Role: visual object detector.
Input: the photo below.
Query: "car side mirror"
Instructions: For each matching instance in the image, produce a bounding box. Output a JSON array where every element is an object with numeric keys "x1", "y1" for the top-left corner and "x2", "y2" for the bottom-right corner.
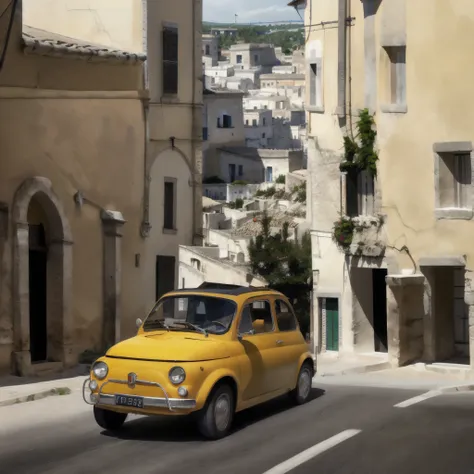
[{"x1": 136, "y1": 318, "x2": 143, "y2": 329}]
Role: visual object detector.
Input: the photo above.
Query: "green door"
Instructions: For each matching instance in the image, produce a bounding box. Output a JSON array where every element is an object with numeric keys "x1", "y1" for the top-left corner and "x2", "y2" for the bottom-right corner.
[{"x1": 325, "y1": 298, "x2": 339, "y2": 351}]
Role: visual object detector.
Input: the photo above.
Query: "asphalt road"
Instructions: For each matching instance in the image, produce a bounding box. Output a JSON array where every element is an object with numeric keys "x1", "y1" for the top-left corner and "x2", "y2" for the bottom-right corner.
[{"x1": 1, "y1": 383, "x2": 474, "y2": 474}]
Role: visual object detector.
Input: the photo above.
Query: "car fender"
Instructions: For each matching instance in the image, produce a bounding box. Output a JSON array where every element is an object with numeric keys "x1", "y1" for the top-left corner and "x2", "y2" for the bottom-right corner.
[
  {"x1": 194, "y1": 368, "x2": 240, "y2": 410},
  {"x1": 293, "y1": 351, "x2": 315, "y2": 388}
]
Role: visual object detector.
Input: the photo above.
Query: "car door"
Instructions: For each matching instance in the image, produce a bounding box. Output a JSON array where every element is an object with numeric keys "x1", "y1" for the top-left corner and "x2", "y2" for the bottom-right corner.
[
  {"x1": 273, "y1": 298, "x2": 305, "y2": 390},
  {"x1": 237, "y1": 297, "x2": 283, "y2": 401}
]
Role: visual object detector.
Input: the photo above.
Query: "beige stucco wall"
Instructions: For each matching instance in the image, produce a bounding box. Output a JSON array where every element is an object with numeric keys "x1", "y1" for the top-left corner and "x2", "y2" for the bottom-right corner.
[
  {"x1": 305, "y1": 0, "x2": 369, "y2": 354},
  {"x1": 22, "y1": 0, "x2": 144, "y2": 53},
  {"x1": 308, "y1": 0, "x2": 474, "y2": 360},
  {"x1": 0, "y1": 90, "x2": 146, "y2": 373},
  {"x1": 377, "y1": 0, "x2": 474, "y2": 271},
  {"x1": 0, "y1": 0, "x2": 203, "y2": 374}
]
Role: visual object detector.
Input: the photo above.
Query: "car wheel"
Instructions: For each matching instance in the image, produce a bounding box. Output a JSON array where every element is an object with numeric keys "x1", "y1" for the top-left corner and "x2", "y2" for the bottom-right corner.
[
  {"x1": 93, "y1": 406, "x2": 128, "y2": 431},
  {"x1": 197, "y1": 383, "x2": 235, "y2": 440},
  {"x1": 290, "y1": 362, "x2": 313, "y2": 405}
]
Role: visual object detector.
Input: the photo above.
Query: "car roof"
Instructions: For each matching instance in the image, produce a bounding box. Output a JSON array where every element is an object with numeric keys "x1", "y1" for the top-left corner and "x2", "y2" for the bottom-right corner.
[{"x1": 166, "y1": 283, "x2": 282, "y2": 297}]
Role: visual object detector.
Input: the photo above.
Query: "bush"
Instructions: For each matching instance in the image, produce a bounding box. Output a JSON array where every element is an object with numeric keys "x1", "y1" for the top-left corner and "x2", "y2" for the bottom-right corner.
[
  {"x1": 234, "y1": 198, "x2": 244, "y2": 209},
  {"x1": 275, "y1": 174, "x2": 286, "y2": 184},
  {"x1": 231, "y1": 180, "x2": 247, "y2": 185},
  {"x1": 292, "y1": 183, "x2": 306, "y2": 203}
]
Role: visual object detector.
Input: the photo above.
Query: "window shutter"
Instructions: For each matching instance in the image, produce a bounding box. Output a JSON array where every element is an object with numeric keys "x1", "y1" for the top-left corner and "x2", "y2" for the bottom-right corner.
[{"x1": 162, "y1": 27, "x2": 178, "y2": 95}]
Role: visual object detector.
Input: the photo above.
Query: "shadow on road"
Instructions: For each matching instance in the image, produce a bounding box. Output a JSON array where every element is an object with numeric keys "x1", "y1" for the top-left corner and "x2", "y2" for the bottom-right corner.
[{"x1": 101, "y1": 387, "x2": 325, "y2": 442}]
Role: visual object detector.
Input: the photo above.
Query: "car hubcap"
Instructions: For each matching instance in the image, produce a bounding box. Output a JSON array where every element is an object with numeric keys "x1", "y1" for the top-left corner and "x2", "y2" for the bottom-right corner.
[
  {"x1": 214, "y1": 393, "x2": 231, "y2": 432},
  {"x1": 298, "y1": 369, "x2": 311, "y2": 399}
]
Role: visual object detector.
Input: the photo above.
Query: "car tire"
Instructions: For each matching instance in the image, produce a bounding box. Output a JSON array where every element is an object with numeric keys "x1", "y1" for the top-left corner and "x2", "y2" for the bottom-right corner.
[
  {"x1": 196, "y1": 383, "x2": 235, "y2": 440},
  {"x1": 290, "y1": 362, "x2": 313, "y2": 405},
  {"x1": 93, "y1": 407, "x2": 128, "y2": 431}
]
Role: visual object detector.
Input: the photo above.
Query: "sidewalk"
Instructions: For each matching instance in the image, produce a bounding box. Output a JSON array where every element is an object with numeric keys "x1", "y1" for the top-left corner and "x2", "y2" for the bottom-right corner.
[
  {"x1": 315, "y1": 351, "x2": 391, "y2": 376},
  {"x1": 314, "y1": 351, "x2": 474, "y2": 391},
  {"x1": 0, "y1": 369, "x2": 87, "y2": 407}
]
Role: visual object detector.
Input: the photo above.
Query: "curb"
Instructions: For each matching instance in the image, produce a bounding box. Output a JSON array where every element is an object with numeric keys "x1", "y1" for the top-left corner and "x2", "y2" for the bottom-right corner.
[
  {"x1": 317, "y1": 361, "x2": 392, "y2": 377},
  {"x1": 437, "y1": 383, "x2": 474, "y2": 394},
  {"x1": 0, "y1": 386, "x2": 72, "y2": 408}
]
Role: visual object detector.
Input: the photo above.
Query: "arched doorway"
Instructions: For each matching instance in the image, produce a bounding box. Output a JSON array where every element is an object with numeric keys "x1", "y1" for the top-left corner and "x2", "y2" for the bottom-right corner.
[
  {"x1": 27, "y1": 198, "x2": 48, "y2": 362},
  {"x1": 12, "y1": 177, "x2": 73, "y2": 376}
]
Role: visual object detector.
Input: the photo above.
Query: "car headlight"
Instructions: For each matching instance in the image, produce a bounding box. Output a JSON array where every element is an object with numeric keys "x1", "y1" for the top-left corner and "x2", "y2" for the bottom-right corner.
[
  {"x1": 92, "y1": 361, "x2": 108, "y2": 380},
  {"x1": 169, "y1": 366, "x2": 186, "y2": 385}
]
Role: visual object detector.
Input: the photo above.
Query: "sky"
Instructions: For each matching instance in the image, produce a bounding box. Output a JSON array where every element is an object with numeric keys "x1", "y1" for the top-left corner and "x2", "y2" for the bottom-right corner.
[{"x1": 203, "y1": 0, "x2": 302, "y2": 24}]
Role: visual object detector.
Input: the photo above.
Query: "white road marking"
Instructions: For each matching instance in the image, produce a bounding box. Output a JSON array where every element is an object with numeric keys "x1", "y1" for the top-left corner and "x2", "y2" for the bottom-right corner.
[
  {"x1": 394, "y1": 389, "x2": 443, "y2": 408},
  {"x1": 262, "y1": 429, "x2": 362, "y2": 474}
]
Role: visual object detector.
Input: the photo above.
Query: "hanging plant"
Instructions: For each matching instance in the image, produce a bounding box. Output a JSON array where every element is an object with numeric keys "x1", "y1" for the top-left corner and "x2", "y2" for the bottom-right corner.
[
  {"x1": 339, "y1": 109, "x2": 379, "y2": 177},
  {"x1": 332, "y1": 215, "x2": 355, "y2": 251}
]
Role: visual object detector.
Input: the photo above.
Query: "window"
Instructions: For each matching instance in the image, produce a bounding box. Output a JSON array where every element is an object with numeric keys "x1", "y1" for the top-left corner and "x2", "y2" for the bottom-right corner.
[
  {"x1": 238, "y1": 165, "x2": 243, "y2": 176},
  {"x1": 144, "y1": 295, "x2": 237, "y2": 335},
  {"x1": 205, "y1": 44, "x2": 210, "y2": 55},
  {"x1": 275, "y1": 300, "x2": 298, "y2": 332},
  {"x1": 163, "y1": 179, "x2": 176, "y2": 230},
  {"x1": 254, "y1": 54, "x2": 259, "y2": 63},
  {"x1": 252, "y1": 119, "x2": 257, "y2": 127},
  {"x1": 345, "y1": 170, "x2": 374, "y2": 217},
  {"x1": 222, "y1": 114, "x2": 232, "y2": 128},
  {"x1": 386, "y1": 46, "x2": 406, "y2": 105},
  {"x1": 162, "y1": 26, "x2": 178, "y2": 95},
  {"x1": 438, "y1": 153, "x2": 471, "y2": 209},
  {"x1": 309, "y1": 62, "x2": 322, "y2": 107},
  {"x1": 262, "y1": 133, "x2": 266, "y2": 138},
  {"x1": 238, "y1": 300, "x2": 274, "y2": 335},
  {"x1": 245, "y1": 119, "x2": 249, "y2": 125},
  {"x1": 263, "y1": 117, "x2": 266, "y2": 126},
  {"x1": 236, "y1": 54, "x2": 242, "y2": 64}
]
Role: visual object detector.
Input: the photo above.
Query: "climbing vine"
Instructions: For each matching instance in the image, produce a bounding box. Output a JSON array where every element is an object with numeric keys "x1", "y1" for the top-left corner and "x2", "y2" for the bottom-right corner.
[{"x1": 339, "y1": 108, "x2": 379, "y2": 176}]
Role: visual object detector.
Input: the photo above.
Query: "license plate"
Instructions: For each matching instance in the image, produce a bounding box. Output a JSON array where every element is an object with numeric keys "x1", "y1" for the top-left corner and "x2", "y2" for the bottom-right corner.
[{"x1": 114, "y1": 395, "x2": 144, "y2": 409}]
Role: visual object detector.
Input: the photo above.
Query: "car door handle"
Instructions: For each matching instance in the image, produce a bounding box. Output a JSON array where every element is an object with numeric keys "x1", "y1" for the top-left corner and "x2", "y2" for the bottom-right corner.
[{"x1": 276, "y1": 340, "x2": 284, "y2": 345}]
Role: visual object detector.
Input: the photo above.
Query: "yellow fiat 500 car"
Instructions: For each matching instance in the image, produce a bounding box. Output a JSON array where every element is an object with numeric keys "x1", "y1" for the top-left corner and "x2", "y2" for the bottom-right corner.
[{"x1": 83, "y1": 285, "x2": 315, "y2": 439}]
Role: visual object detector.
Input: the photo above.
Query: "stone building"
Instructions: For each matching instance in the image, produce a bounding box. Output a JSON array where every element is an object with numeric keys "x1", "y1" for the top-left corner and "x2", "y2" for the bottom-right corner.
[
  {"x1": 293, "y1": 0, "x2": 474, "y2": 370},
  {"x1": 0, "y1": 0, "x2": 203, "y2": 376}
]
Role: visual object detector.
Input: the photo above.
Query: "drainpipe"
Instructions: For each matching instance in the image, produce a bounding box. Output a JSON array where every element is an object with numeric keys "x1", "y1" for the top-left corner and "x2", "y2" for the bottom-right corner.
[
  {"x1": 336, "y1": 0, "x2": 347, "y2": 118},
  {"x1": 191, "y1": 0, "x2": 204, "y2": 245},
  {"x1": 140, "y1": 0, "x2": 151, "y2": 238}
]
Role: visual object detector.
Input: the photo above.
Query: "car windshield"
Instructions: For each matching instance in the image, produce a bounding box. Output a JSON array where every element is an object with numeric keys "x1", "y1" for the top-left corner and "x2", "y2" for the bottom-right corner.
[{"x1": 143, "y1": 294, "x2": 237, "y2": 335}]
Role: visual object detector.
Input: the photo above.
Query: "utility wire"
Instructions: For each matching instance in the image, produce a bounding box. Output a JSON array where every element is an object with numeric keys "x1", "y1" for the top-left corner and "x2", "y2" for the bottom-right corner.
[
  {"x1": 0, "y1": 0, "x2": 18, "y2": 72},
  {"x1": 0, "y1": 0, "x2": 13, "y2": 21}
]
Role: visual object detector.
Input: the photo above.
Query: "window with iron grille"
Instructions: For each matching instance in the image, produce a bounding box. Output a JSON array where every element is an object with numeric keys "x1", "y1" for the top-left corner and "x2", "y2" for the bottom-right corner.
[{"x1": 163, "y1": 26, "x2": 178, "y2": 95}]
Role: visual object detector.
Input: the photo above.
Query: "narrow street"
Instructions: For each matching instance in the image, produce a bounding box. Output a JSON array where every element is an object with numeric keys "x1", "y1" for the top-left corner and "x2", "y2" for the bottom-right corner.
[{"x1": 2, "y1": 382, "x2": 474, "y2": 474}]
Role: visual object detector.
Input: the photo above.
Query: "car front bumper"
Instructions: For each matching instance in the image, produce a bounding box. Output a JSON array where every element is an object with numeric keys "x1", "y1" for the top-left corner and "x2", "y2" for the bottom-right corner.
[{"x1": 82, "y1": 377, "x2": 197, "y2": 412}]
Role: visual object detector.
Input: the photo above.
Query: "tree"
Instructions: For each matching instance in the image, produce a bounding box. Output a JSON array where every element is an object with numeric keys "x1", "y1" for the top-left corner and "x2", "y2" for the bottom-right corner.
[{"x1": 248, "y1": 212, "x2": 312, "y2": 336}]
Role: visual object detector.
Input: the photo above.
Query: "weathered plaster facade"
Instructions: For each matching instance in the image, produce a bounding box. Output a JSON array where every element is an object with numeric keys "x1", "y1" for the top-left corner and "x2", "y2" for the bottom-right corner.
[
  {"x1": 300, "y1": 0, "x2": 474, "y2": 369},
  {"x1": 0, "y1": 0, "x2": 203, "y2": 376}
]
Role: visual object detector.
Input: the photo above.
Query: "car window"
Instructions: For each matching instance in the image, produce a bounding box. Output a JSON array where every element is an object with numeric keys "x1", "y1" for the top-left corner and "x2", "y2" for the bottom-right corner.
[
  {"x1": 144, "y1": 295, "x2": 237, "y2": 335},
  {"x1": 238, "y1": 306, "x2": 254, "y2": 334},
  {"x1": 275, "y1": 299, "x2": 298, "y2": 332},
  {"x1": 240, "y1": 300, "x2": 274, "y2": 335}
]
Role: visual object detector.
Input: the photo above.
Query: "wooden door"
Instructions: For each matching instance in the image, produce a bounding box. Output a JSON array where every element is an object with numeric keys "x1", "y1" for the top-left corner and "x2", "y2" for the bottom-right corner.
[{"x1": 325, "y1": 298, "x2": 339, "y2": 351}]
